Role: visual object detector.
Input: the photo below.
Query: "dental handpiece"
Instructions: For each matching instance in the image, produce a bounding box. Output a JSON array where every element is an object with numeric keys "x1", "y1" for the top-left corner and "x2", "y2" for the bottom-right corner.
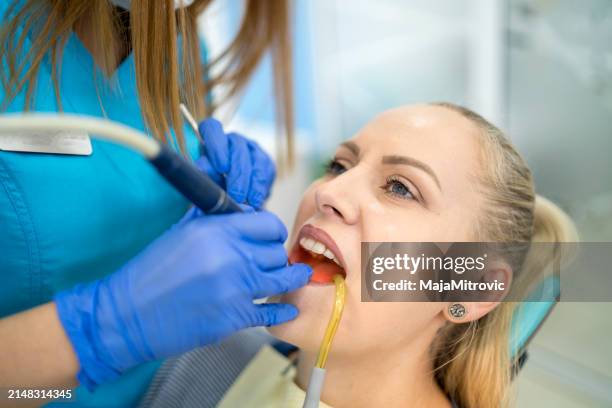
[
  {"x1": 303, "y1": 274, "x2": 346, "y2": 408},
  {"x1": 0, "y1": 113, "x2": 242, "y2": 214}
]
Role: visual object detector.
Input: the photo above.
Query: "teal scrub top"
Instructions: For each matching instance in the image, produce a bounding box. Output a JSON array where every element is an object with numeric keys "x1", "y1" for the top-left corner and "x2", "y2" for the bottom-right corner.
[{"x1": 0, "y1": 3, "x2": 202, "y2": 407}]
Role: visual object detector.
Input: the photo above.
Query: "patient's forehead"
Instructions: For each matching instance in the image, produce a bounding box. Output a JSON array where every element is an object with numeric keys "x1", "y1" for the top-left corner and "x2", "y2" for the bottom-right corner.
[
  {"x1": 349, "y1": 104, "x2": 481, "y2": 158},
  {"x1": 364, "y1": 104, "x2": 478, "y2": 139}
]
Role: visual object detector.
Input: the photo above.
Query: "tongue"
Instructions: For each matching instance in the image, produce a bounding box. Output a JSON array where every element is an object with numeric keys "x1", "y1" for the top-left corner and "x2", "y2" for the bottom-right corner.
[
  {"x1": 290, "y1": 249, "x2": 344, "y2": 284},
  {"x1": 310, "y1": 258, "x2": 343, "y2": 283}
]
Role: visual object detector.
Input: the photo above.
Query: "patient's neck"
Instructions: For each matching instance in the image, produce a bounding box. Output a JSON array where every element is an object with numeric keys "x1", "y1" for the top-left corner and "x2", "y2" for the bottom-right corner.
[{"x1": 294, "y1": 331, "x2": 450, "y2": 408}]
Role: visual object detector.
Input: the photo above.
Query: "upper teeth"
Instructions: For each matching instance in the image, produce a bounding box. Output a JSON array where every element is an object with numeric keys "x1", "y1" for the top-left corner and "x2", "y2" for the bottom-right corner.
[{"x1": 299, "y1": 237, "x2": 342, "y2": 267}]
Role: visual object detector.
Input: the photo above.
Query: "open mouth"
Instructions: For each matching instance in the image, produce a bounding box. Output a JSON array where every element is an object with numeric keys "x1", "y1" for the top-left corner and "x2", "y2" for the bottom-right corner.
[{"x1": 289, "y1": 224, "x2": 347, "y2": 284}]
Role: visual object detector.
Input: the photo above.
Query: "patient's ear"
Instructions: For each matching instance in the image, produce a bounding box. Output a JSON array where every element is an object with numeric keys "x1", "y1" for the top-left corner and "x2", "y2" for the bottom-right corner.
[{"x1": 442, "y1": 260, "x2": 512, "y2": 323}]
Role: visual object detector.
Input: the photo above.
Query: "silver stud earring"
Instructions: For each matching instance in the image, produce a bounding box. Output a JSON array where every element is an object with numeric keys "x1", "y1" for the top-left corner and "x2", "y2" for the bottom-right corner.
[{"x1": 448, "y1": 303, "x2": 466, "y2": 319}]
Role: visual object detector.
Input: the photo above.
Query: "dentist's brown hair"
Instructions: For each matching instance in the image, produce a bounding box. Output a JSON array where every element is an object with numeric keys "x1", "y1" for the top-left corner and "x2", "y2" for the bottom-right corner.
[
  {"x1": 0, "y1": 0, "x2": 294, "y2": 167},
  {"x1": 430, "y1": 102, "x2": 578, "y2": 408}
]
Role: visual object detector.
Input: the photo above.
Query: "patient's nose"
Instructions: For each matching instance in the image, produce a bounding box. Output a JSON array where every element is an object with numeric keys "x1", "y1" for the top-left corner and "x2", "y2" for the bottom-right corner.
[{"x1": 315, "y1": 176, "x2": 359, "y2": 224}]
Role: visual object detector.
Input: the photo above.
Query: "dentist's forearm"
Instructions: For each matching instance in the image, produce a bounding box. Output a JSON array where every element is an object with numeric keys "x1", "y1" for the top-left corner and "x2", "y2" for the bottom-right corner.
[{"x1": 0, "y1": 303, "x2": 79, "y2": 389}]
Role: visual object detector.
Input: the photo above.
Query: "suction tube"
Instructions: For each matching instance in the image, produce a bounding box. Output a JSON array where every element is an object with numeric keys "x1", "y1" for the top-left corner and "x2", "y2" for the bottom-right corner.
[
  {"x1": 303, "y1": 274, "x2": 346, "y2": 408},
  {"x1": 0, "y1": 113, "x2": 242, "y2": 214}
]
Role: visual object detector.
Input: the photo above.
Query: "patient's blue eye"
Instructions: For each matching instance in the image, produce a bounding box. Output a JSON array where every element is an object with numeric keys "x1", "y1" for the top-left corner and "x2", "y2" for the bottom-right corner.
[
  {"x1": 382, "y1": 177, "x2": 415, "y2": 200},
  {"x1": 325, "y1": 159, "x2": 347, "y2": 175}
]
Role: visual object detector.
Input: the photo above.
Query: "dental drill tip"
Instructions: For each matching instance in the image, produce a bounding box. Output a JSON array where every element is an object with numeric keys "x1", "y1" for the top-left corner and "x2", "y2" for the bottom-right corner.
[{"x1": 179, "y1": 103, "x2": 204, "y2": 146}]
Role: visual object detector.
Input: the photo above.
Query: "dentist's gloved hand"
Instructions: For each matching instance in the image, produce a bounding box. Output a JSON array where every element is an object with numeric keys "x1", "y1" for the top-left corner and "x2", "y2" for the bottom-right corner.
[
  {"x1": 196, "y1": 118, "x2": 275, "y2": 209},
  {"x1": 54, "y1": 210, "x2": 311, "y2": 390}
]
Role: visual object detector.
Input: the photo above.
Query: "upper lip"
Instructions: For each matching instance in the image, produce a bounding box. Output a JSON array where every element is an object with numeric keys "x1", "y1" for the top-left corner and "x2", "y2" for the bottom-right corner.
[{"x1": 297, "y1": 224, "x2": 346, "y2": 270}]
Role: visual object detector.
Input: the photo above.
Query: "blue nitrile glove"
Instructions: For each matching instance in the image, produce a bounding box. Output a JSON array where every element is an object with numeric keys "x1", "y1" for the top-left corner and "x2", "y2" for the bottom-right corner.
[
  {"x1": 196, "y1": 118, "x2": 275, "y2": 209},
  {"x1": 53, "y1": 210, "x2": 311, "y2": 390}
]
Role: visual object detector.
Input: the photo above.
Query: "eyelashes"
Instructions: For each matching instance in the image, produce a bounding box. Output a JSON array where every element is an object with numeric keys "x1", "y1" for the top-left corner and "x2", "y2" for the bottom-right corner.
[
  {"x1": 380, "y1": 176, "x2": 416, "y2": 201},
  {"x1": 324, "y1": 158, "x2": 419, "y2": 202},
  {"x1": 324, "y1": 158, "x2": 347, "y2": 175}
]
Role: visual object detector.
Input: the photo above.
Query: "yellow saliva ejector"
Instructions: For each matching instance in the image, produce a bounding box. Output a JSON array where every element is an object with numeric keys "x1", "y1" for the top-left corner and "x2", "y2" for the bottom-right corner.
[{"x1": 303, "y1": 274, "x2": 346, "y2": 408}]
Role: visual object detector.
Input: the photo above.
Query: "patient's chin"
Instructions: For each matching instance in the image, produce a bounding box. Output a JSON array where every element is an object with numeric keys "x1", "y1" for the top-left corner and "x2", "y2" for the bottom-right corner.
[
  {"x1": 266, "y1": 285, "x2": 336, "y2": 351},
  {"x1": 267, "y1": 318, "x2": 324, "y2": 352},
  {"x1": 266, "y1": 313, "x2": 313, "y2": 349}
]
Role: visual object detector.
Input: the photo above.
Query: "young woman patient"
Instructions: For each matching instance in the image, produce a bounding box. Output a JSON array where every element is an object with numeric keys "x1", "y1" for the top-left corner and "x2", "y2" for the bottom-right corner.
[{"x1": 140, "y1": 102, "x2": 576, "y2": 408}]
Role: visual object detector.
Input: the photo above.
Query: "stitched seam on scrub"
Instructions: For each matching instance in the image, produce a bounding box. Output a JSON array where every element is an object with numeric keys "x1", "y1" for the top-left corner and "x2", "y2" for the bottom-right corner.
[{"x1": 0, "y1": 157, "x2": 42, "y2": 306}]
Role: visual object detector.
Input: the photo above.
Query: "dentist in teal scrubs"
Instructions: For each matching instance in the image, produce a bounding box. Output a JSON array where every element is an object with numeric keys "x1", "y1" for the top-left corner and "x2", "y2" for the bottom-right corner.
[{"x1": 0, "y1": 1, "x2": 310, "y2": 407}]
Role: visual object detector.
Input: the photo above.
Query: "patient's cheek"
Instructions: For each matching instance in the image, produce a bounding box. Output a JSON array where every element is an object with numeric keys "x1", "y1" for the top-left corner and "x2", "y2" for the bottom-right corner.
[{"x1": 294, "y1": 183, "x2": 320, "y2": 221}]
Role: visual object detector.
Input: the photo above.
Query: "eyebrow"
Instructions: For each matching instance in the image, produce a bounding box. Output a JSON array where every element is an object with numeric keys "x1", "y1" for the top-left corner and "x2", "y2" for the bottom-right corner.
[
  {"x1": 382, "y1": 155, "x2": 441, "y2": 190},
  {"x1": 340, "y1": 141, "x2": 360, "y2": 156}
]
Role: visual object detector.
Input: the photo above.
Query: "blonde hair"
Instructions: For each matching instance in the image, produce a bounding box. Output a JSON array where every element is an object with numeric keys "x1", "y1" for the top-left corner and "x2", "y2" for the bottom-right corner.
[
  {"x1": 0, "y1": 0, "x2": 294, "y2": 166},
  {"x1": 430, "y1": 102, "x2": 579, "y2": 407}
]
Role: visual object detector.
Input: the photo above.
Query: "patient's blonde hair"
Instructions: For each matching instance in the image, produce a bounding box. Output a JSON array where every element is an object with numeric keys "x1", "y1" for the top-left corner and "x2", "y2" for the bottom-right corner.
[
  {"x1": 430, "y1": 102, "x2": 578, "y2": 408},
  {"x1": 0, "y1": 0, "x2": 294, "y2": 166}
]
